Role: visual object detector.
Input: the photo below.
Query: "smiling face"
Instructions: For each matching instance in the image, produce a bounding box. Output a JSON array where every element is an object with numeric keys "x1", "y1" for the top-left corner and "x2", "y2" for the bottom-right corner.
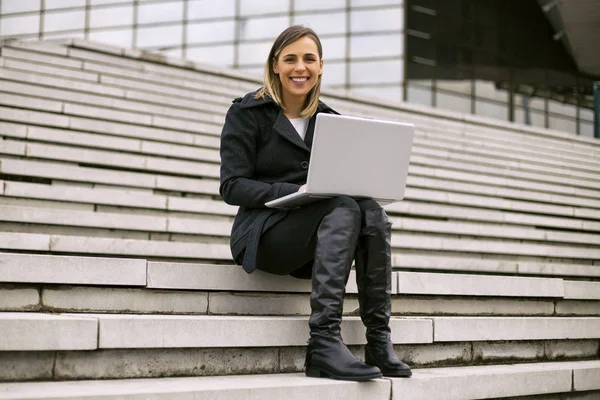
[{"x1": 272, "y1": 36, "x2": 323, "y2": 107}]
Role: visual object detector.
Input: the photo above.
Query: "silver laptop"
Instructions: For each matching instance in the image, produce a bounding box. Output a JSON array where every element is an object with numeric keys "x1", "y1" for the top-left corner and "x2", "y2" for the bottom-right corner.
[{"x1": 265, "y1": 113, "x2": 415, "y2": 209}]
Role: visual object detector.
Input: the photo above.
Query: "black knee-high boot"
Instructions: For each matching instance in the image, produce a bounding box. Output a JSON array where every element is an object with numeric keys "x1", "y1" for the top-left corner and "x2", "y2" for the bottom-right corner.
[
  {"x1": 305, "y1": 207, "x2": 382, "y2": 381},
  {"x1": 355, "y1": 208, "x2": 412, "y2": 377}
]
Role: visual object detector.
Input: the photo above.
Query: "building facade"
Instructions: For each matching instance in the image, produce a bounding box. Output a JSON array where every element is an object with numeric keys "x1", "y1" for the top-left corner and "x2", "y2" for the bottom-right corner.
[{"x1": 0, "y1": 0, "x2": 596, "y2": 137}]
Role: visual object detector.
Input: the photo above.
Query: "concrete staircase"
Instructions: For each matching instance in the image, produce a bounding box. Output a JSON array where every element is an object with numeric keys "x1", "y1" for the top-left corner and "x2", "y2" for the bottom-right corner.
[{"x1": 0, "y1": 38, "x2": 599, "y2": 399}]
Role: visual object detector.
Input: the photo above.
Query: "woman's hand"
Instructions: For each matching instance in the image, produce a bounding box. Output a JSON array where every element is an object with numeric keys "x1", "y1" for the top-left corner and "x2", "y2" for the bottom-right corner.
[{"x1": 298, "y1": 184, "x2": 307, "y2": 192}]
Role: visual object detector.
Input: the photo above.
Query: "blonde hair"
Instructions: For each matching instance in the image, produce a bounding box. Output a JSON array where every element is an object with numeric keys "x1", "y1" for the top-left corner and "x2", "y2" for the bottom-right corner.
[{"x1": 255, "y1": 25, "x2": 323, "y2": 119}]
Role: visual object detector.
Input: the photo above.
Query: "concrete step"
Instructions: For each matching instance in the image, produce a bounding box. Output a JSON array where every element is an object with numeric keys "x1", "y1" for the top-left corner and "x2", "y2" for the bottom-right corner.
[
  {"x1": 2, "y1": 252, "x2": 571, "y2": 298},
  {"x1": 0, "y1": 361, "x2": 599, "y2": 400},
  {"x1": 408, "y1": 176, "x2": 600, "y2": 210},
  {"x1": 4, "y1": 181, "x2": 600, "y2": 237},
  {"x1": 326, "y1": 96, "x2": 600, "y2": 157},
  {"x1": 5, "y1": 39, "x2": 261, "y2": 93},
  {"x1": 0, "y1": 158, "x2": 221, "y2": 195},
  {"x1": 393, "y1": 253, "x2": 600, "y2": 278},
  {"x1": 418, "y1": 129, "x2": 600, "y2": 172},
  {"x1": 2, "y1": 180, "x2": 237, "y2": 215},
  {"x1": 0, "y1": 312, "x2": 97, "y2": 351},
  {"x1": 21, "y1": 124, "x2": 220, "y2": 162},
  {"x1": 7, "y1": 38, "x2": 600, "y2": 159},
  {"x1": 3, "y1": 117, "x2": 600, "y2": 199},
  {"x1": 388, "y1": 199, "x2": 600, "y2": 232},
  {"x1": 146, "y1": 262, "x2": 571, "y2": 297},
  {"x1": 3, "y1": 115, "x2": 600, "y2": 195},
  {"x1": 2, "y1": 101, "x2": 600, "y2": 196},
  {"x1": 2, "y1": 43, "x2": 596, "y2": 167},
  {"x1": 8, "y1": 140, "x2": 221, "y2": 178},
  {"x1": 4, "y1": 130, "x2": 599, "y2": 204},
  {"x1": 0, "y1": 231, "x2": 232, "y2": 259},
  {"x1": 7, "y1": 282, "x2": 592, "y2": 319},
  {"x1": 0, "y1": 104, "x2": 220, "y2": 149},
  {"x1": 408, "y1": 163, "x2": 600, "y2": 199},
  {"x1": 15, "y1": 39, "x2": 600, "y2": 154},
  {"x1": 1, "y1": 334, "x2": 598, "y2": 382},
  {"x1": 0, "y1": 57, "x2": 228, "y2": 125},
  {"x1": 3, "y1": 312, "x2": 600, "y2": 351},
  {"x1": 3, "y1": 146, "x2": 600, "y2": 214},
  {"x1": 2, "y1": 222, "x2": 599, "y2": 260},
  {"x1": 0, "y1": 253, "x2": 146, "y2": 286},
  {"x1": 0, "y1": 312, "x2": 430, "y2": 350},
  {"x1": 411, "y1": 146, "x2": 600, "y2": 185},
  {"x1": 3, "y1": 70, "x2": 599, "y2": 181},
  {"x1": 18, "y1": 284, "x2": 600, "y2": 317},
  {"x1": 3, "y1": 204, "x2": 600, "y2": 246},
  {"x1": 3, "y1": 254, "x2": 599, "y2": 317},
  {"x1": 2, "y1": 85, "x2": 599, "y2": 194},
  {"x1": 4, "y1": 122, "x2": 600, "y2": 209}
]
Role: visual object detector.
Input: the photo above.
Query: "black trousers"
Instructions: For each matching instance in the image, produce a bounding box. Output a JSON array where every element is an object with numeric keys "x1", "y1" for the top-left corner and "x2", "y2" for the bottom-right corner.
[{"x1": 255, "y1": 196, "x2": 382, "y2": 278}]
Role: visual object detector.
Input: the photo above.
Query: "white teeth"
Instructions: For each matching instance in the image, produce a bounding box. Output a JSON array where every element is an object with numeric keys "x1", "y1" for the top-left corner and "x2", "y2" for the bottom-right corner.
[{"x1": 291, "y1": 77, "x2": 308, "y2": 82}]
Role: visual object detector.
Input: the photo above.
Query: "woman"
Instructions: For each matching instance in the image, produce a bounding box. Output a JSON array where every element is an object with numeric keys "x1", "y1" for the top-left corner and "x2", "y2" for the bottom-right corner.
[{"x1": 219, "y1": 25, "x2": 412, "y2": 381}]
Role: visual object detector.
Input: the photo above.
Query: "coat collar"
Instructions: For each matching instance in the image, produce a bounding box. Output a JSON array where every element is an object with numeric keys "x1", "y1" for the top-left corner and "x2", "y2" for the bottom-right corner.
[{"x1": 236, "y1": 89, "x2": 338, "y2": 153}]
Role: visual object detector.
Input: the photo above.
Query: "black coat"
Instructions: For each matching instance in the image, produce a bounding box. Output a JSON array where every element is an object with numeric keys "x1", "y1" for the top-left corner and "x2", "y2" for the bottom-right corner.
[{"x1": 219, "y1": 89, "x2": 339, "y2": 273}]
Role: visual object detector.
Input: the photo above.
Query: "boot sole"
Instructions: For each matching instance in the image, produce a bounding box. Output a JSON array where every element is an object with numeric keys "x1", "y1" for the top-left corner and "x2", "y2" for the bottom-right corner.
[{"x1": 306, "y1": 367, "x2": 383, "y2": 381}]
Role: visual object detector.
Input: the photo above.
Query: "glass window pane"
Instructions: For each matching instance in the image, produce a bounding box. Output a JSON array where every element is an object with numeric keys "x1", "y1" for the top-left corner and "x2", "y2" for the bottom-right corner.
[
  {"x1": 240, "y1": 0, "x2": 289, "y2": 16},
  {"x1": 515, "y1": 107, "x2": 545, "y2": 128},
  {"x1": 475, "y1": 100, "x2": 508, "y2": 121},
  {"x1": 0, "y1": 14, "x2": 40, "y2": 36},
  {"x1": 351, "y1": 8, "x2": 403, "y2": 32},
  {"x1": 548, "y1": 99, "x2": 576, "y2": 118},
  {"x1": 188, "y1": 0, "x2": 235, "y2": 19},
  {"x1": 89, "y1": 28, "x2": 133, "y2": 48},
  {"x1": 350, "y1": 59, "x2": 403, "y2": 84},
  {"x1": 2, "y1": 0, "x2": 41, "y2": 14},
  {"x1": 528, "y1": 96, "x2": 545, "y2": 111},
  {"x1": 43, "y1": 10, "x2": 86, "y2": 33},
  {"x1": 91, "y1": 0, "x2": 132, "y2": 5},
  {"x1": 322, "y1": 61, "x2": 346, "y2": 86},
  {"x1": 350, "y1": 86, "x2": 402, "y2": 103},
  {"x1": 474, "y1": 80, "x2": 508, "y2": 102},
  {"x1": 352, "y1": 0, "x2": 403, "y2": 6},
  {"x1": 437, "y1": 92, "x2": 470, "y2": 114},
  {"x1": 137, "y1": 24, "x2": 183, "y2": 48},
  {"x1": 579, "y1": 121, "x2": 594, "y2": 138},
  {"x1": 350, "y1": 33, "x2": 402, "y2": 58},
  {"x1": 549, "y1": 116, "x2": 576, "y2": 134},
  {"x1": 187, "y1": 44, "x2": 234, "y2": 66},
  {"x1": 320, "y1": 36, "x2": 346, "y2": 61},
  {"x1": 90, "y1": 5, "x2": 134, "y2": 28},
  {"x1": 531, "y1": 111, "x2": 545, "y2": 128},
  {"x1": 239, "y1": 15, "x2": 289, "y2": 41},
  {"x1": 293, "y1": 11, "x2": 347, "y2": 35},
  {"x1": 408, "y1": 84, "x2": 432, "y2": 106},
  {"x1": 238, "y1": 41, "x2": 272, "y2": 65},
  {"x1": 580, "y1": 107, "x2": 594, "y2": 122},
  {"x1": 411, "y1": 79, "x2": 433, "y2": 87},
  {"x1": 438, "y1": 80, "x2": 472, "y2": 96},
  {"x1": 187, "y1": 20, "x2": 235, "y2": 44},
  {"x1": 294, "y1": 0, "x2": 346, "y2": 11},
  {"x1": 45, "y1": 0, "x2": 86, "y2": 10},
  {"x1": 138, "y1": 1, "x2": 183, "y2": 24}
]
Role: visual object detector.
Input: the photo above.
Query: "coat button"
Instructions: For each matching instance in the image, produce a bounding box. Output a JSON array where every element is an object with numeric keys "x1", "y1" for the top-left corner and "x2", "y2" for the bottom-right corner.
[{"x1": 301, "y1": 161, "x2": 309, "y2": 169}]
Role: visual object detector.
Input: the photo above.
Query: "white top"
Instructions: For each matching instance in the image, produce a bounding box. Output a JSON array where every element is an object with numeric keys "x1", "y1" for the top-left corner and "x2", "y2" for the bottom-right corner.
[{"x1": 288, "y1": 117, "x2": 309, "y2": 140}]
